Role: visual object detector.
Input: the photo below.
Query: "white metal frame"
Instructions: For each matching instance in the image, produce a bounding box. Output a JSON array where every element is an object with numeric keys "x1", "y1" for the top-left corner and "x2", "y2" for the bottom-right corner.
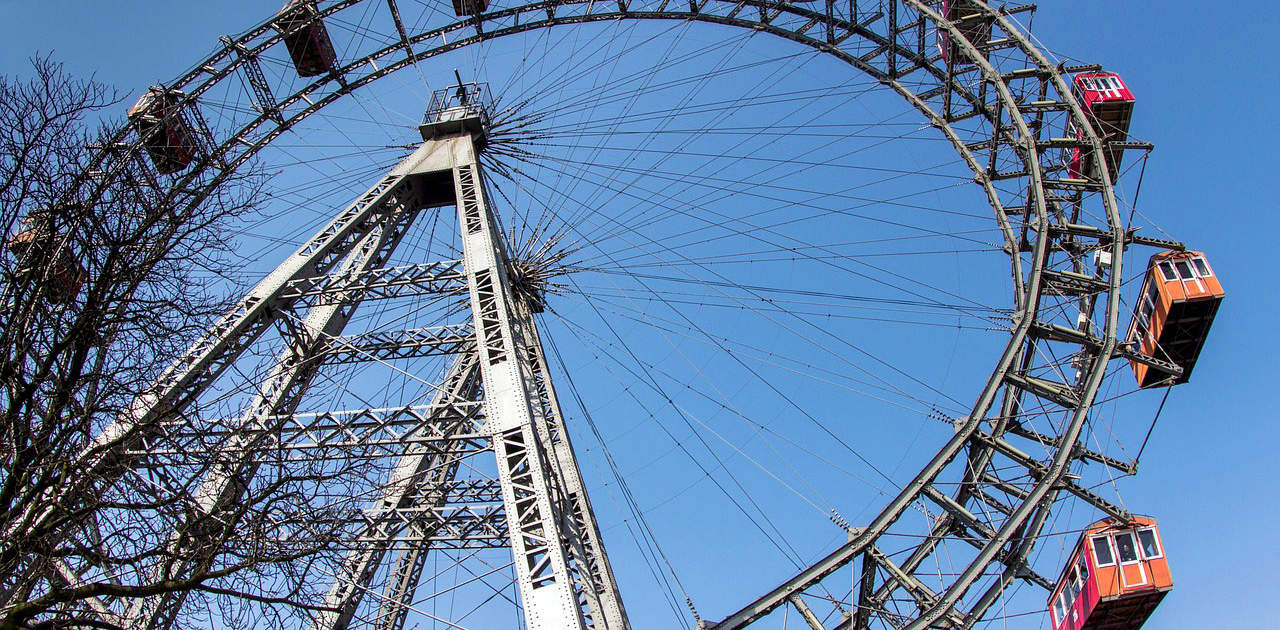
[
  {"x1": 1137, "y1": 527, "x2": 1164, "y2": 561},
  {"x1": 1090, "y1": 534, "x2": 1117, "y2": 568}
]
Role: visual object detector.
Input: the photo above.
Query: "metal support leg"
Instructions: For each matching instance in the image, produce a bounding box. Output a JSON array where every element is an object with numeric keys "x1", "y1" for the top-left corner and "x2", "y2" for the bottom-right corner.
[
  {"x1": 133, "y1": 206, "x2": 423, "y2": 630},
  {"x1": 454, "y1": 150, "x2": 588, "y2": 629},
  {"x1": 312, "y1": 353, "x2": 481, "y2": 630},
  {"x1": 512, "y1": 301, "x2": 630, "y2": 629}
]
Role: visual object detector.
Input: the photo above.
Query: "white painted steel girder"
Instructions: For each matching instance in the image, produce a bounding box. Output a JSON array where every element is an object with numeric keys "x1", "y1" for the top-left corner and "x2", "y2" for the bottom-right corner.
[{"x1": 450, "y1": 133, "x2": 592, "y2": 630}]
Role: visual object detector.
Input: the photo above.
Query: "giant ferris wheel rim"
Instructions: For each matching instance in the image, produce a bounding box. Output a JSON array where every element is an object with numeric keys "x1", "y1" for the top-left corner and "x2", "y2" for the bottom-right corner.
[{"x1": 73, "y1": 1, "x2": 1141, "y2": 627}]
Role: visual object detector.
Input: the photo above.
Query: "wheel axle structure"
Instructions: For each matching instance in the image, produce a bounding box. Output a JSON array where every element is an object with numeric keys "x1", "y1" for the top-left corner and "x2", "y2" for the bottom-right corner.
[{"x1": 4, "y1": 1, "x2": 1188, "y2": 629}]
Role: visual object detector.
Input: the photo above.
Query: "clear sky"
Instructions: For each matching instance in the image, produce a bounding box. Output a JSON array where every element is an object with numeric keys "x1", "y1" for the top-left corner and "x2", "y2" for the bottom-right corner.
[{"x1": 1, "y1": 1, "x2": 1274, "y2": 628}]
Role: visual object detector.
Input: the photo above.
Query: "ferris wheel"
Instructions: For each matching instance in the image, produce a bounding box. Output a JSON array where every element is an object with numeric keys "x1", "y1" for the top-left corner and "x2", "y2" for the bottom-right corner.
[{"x1": 3, "y1": 1, "x2": 1223, "y2": 629}]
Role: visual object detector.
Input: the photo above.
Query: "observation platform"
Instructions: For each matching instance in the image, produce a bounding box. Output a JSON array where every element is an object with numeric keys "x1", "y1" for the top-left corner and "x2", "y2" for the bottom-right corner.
[{"x1": 419, "y1": 81, "x2": 491, "y2": 149}]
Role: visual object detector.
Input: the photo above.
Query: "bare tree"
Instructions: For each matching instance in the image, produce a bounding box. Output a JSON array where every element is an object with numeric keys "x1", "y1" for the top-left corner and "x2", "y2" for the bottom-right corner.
[{"x1": 0, "y1": 58, "x2": 356, "y2": 630}]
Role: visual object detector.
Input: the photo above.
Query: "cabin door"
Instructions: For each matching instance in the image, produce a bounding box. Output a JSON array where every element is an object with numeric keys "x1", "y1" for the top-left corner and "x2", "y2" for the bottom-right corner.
[{"x1": 1113, "y1": 531, "x2": 1149, "y2": 588}]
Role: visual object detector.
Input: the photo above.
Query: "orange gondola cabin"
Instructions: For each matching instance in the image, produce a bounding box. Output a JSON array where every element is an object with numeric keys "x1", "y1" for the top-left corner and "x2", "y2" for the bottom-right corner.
[
  {"x1": 1128, "y1": 250, "x2": 1223, "y2": 388},
  {"x1": 276, "y1": 0, "x2": 338, "y2": 77},
  {"x1": 937, "y1": 0, "x2": 993, "y2": 63},
  {"x1": 1068, "y1": 72, "x2": 1135, "y2": 180},
  {"x1": 1050, "y1": 516, "x2": 1172, "y2": 630},
  {"x1": 127, "y1": 88, "x2": 198, "y2": 175},
  {"x1": 7, "y1": 214, "x2": 86, "y2": 303}
]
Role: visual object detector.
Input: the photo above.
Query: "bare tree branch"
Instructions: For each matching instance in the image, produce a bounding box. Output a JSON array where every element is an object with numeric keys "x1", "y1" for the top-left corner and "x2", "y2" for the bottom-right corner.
[{"x1": 0, "y1": 57, "x2": 357, "y2": 630}]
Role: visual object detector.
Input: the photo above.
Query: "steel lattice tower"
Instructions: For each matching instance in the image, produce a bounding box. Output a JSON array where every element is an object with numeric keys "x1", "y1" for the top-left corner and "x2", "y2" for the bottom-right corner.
[{"x1": 106, "y1": 85, "x2": 629, "y2": 630}]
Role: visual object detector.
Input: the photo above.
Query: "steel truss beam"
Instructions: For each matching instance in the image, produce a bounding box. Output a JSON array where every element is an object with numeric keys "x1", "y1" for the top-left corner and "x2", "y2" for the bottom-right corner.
[
  {"x1": 279, "y1": 260, "x2": 467, "y2": 303},
  {"x1": 318, "y1": 323, "x2": 474, "y2": 363},
  {"x1": 143, "y1": 402, "x2": 485, "y2": 455}
]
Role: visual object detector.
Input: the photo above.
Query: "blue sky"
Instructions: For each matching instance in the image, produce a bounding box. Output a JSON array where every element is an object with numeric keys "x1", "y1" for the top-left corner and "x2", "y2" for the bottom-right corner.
[{"x1": 1, "y1": 1, "x2": 1274, "y2": 628}]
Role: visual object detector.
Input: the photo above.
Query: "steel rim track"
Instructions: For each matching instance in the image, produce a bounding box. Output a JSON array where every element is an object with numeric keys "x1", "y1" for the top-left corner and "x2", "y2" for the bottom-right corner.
[{"x1": 65, "y1": 2, "x2": 1140, "y2": 627}]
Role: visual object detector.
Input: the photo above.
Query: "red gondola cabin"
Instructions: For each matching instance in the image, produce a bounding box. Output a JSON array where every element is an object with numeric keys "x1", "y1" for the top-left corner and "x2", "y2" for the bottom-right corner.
[
  {"x1": 1128, "y1": 250, "x2": 1222, "y2": 388},
  {"x1": 128, "y1": 88, "x2": 199, "y2": 175},
  {"x1": 1068, "y1": 72, "x2": 1135, "y2": 180},
  {"x1": 937, "y1": 0, "x2": 993, "y2": 63},
  {"x1": 277, "y1": 0, "x2": 338, "y2": 77},
  {"x1": 1050, "y1": 516, "x2": 1172, "y2": 630},
  {"x1": 7, "y1": 215, "x2": 85, "y2": 303}
]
